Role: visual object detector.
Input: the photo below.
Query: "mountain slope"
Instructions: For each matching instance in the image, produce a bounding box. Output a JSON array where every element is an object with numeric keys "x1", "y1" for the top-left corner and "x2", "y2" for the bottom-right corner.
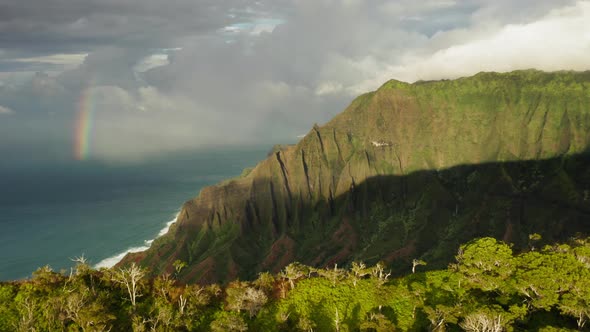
[{"x1": 121, "y1": 70, "x2": 590, "y2": 283}]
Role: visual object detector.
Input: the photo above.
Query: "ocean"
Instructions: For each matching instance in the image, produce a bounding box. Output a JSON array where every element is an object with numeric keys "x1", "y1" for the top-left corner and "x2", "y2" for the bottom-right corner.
[{"x1": 0, "y1": 146, "x2": 270, "y2": 280}]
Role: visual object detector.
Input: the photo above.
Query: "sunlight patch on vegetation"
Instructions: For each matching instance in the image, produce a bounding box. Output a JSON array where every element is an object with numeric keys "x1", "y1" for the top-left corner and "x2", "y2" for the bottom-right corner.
[{"x1": 1, "y1": 236, "x2": 589, "y2": 331}]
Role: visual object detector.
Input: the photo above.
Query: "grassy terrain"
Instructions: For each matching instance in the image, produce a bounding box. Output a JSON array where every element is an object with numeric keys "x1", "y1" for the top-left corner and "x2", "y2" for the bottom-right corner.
[{"x1": 121, "y1": 70, "x2": 590, "y2": 284}]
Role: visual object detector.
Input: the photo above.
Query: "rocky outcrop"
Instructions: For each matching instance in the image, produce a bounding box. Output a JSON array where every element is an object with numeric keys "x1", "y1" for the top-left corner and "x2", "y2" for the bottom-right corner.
[{"x1": 120, "y1": 70, "x2": 590, "y2": 283}]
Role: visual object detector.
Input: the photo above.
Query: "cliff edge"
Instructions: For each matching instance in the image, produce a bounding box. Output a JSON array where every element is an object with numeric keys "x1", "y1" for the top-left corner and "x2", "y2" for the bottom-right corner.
[{"x1": 120, "y1": 70, "x2": 590, "y2": 283}]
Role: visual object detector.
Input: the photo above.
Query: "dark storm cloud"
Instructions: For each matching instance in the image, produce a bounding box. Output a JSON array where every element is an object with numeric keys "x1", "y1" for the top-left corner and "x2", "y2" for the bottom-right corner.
[{"x1": 0, "y1": 0, "x2": 291, "y2": 59}]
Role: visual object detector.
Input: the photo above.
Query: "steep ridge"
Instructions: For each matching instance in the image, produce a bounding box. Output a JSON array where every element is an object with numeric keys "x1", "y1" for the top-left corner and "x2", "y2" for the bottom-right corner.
[{"x1": 120, "y1": 70, "x2": 590, "y2": 283}]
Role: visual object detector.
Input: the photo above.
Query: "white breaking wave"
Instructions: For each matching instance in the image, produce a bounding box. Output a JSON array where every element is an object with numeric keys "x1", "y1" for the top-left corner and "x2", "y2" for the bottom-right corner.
[{"x1": 94, "y1": 211, "x2": 180, "y2": 269}]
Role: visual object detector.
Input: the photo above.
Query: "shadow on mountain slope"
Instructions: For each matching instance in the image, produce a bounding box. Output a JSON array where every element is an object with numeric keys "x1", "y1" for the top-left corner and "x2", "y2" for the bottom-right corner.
[
  {"x1": 121, "y1": 70, "x2": 590, "y2": 283},
  {"x1": 122, "y1": 152, "x2": 590, "y2": 284}
]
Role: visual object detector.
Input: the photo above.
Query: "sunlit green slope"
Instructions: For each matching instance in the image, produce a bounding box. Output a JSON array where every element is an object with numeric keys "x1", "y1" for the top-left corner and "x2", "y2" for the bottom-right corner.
[{"x1": 122, "y1": 70, "x2": 590, "y2": 284}]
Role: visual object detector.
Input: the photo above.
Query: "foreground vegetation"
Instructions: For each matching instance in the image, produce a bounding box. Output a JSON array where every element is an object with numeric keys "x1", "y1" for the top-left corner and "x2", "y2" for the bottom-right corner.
[{"x1": 1, "y1": 236, "x2": 589, "y2": 331}]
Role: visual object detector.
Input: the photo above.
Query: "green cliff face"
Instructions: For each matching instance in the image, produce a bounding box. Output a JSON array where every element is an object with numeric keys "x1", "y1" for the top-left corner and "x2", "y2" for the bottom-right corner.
[{"x1": 121, "y1": 70, "x2": 590, "y2": 283}]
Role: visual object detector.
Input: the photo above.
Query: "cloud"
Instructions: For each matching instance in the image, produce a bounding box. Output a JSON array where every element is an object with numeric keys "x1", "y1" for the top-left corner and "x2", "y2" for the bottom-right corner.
[
  {"x1": 315, "y1": 81, "x2": 344, "y2": 96},
  {"x1": 310, "y1": 0, "x2": 590, "y2": 94},
  {"x1": 0, "y1": 0, "x2": 587, "y2": 163},
  {"x1": 133, "y1": 53, "x2": 170, "y2": 73},
  {"x1": 0, "y1": 0, "x2": 290, "y2": 53},
  {"x1": 385, "y1": 0, "x2": 590, "y2": 83},
  {"x1": 13, "y1": 53, "x2": 88, "y2": 66},
  {"x1": 221, "y1": 18, "x2": 285, "y2": 36},
  {"x1": 0, "y1": 105, "x2": 14, "y2": 114}
]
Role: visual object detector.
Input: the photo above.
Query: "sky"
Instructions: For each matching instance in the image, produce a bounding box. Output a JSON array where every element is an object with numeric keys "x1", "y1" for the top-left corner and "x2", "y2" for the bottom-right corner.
[{"x1": 0, "y1": 0, "x2": 589, "y2": 163}]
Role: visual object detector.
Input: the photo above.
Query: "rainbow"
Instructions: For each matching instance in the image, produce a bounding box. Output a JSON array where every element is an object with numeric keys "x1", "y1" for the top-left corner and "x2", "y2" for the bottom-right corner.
[{"x1": 73, "y1": 87, "x2": 95, "y2": 160}]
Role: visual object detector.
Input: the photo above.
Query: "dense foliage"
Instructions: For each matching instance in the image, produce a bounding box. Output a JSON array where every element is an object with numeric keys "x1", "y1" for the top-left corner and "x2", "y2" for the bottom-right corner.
[
  {"x1": 125, "y1": 70, "x2": 590, "y2": 284},
  {"x1": 1, "y1": 236, "x2": 589, "y2": 331}
]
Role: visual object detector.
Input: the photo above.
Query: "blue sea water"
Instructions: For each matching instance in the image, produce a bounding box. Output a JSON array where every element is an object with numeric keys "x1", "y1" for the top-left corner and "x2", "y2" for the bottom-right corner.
[{"x1": 0, "y1": 146, "x2": 270, "y2": 280}]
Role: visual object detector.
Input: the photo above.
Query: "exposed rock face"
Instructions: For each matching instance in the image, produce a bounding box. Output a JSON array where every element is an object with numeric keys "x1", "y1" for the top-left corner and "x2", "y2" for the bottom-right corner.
[{"x1": 121, "y1": 70, "x2": 590, "y2": 283}]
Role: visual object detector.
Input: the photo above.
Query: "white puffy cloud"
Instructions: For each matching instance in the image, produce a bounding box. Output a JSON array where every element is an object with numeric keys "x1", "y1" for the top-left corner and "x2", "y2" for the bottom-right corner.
[
  {"x1": 391, "y1": 0, "x2": 590, "y2": 82},
  {"x1": 318, "y1": 0, "x2": 590, "y2": 95}
]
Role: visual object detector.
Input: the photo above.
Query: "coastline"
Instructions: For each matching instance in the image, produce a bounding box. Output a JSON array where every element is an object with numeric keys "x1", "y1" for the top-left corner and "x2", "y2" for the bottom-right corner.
[
  {"x1": 0, "y1": 146, "x2": 271, "y2": 281},
  {"x1": 94, "y1": 211, "x2": 179, "y2": 269}
]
